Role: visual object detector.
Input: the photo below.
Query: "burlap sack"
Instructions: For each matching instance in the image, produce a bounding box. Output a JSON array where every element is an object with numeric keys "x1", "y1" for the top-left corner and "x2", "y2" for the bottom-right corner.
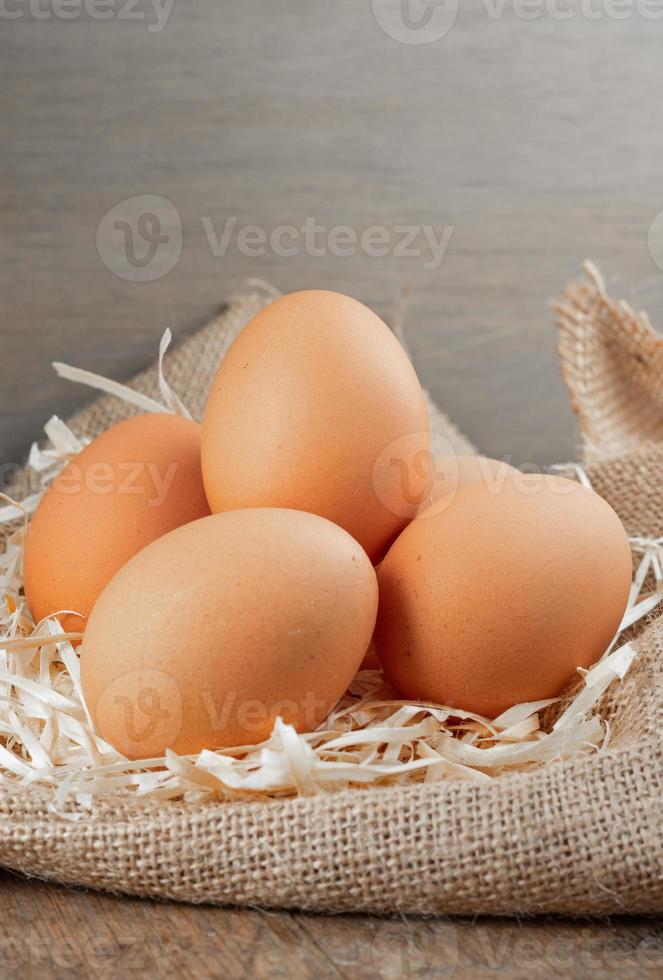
[{"x1": 0, "y1": 272, "x2": 661, "y2": 916}]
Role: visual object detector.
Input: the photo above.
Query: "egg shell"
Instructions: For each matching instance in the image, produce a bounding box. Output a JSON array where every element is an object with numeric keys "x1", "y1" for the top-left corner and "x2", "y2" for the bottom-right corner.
[
  {"x1": 80, "y1": 508, "x2": 378, "y2": 758},
  {"x1": 201, "y1": 290, "x2": 430, "y2": 562},
  {"x1": 24, "y1": 413, "x2": 210, "y2": 633},
  {"x1": 361, "y1": 454, "x2": 515, "y2": 669},
  {"x1": 374, "y1": 474, "x2": 632, "y2": 717},
  {"x1": 418, "y1": 454, "x2": 518, "y2": 513}
]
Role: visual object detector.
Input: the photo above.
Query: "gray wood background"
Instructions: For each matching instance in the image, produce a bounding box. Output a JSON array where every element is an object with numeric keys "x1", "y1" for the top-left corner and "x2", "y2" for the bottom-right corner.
[{"x1": 3, "y1": 2, "x2": 663, "y2": 478}]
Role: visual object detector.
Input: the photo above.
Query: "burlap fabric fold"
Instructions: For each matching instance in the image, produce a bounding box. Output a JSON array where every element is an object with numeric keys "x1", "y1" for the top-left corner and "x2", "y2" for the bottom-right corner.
[{"x1": 0, "y1": 273, "x2": 661, "y2": 915}]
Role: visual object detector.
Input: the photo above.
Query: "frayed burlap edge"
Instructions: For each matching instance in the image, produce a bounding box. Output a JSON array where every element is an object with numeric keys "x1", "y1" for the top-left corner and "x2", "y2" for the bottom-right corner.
[{"x1": 556, "y1": 261, "x2": 663, "y2": 464}]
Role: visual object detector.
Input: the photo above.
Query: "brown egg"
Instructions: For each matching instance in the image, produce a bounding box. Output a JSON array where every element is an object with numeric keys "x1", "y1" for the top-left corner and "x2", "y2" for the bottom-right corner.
[
  {"x1": 374, "y1": 474, "x2": 632, "y2": 717},
  {"x1": 81, "y1": 509, "x2": 378, "y2": 758},
  {"x1": 24, "y1": 413, "x2": 210, "y2": 633},
  {"x1": 361, "y1": 455, "x2": 515, "y2": 669},
  {"x1": 418, "y1": 454, "x2": 517, "y2": 513},
  {"x1": 201, "y1": 290, "x2": 429, "y2": 562}
]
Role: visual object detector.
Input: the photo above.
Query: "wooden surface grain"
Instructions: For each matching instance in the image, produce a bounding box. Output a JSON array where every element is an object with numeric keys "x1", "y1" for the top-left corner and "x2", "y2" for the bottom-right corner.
[
  {"x1": 0, "y1": 870, "x2": 661, "y2": 979},
  {"x1": 3, "y1": 3, "x2": 663, "y2": 474},
  {"x1": 2, "y1": 3, "x2": 663, "y2": 975}
]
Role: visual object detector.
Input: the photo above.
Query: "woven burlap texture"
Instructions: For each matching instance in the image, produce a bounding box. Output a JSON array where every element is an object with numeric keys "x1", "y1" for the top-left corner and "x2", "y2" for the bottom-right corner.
[
  {"x1": 556, "y1": 261, "x2": 663, "y2": 465},
  {"x1": 1, "y1": 275, "x2": 661, "y2": 916}
]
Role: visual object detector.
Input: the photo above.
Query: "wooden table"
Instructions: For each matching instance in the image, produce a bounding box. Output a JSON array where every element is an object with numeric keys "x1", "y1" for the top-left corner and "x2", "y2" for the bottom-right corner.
[
  {"x1": 2, "y1": 3, "x2": 662, "y2": 975},
  {"x1": 1, "y1": 869, "x2": 660, "y2": 979}
]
